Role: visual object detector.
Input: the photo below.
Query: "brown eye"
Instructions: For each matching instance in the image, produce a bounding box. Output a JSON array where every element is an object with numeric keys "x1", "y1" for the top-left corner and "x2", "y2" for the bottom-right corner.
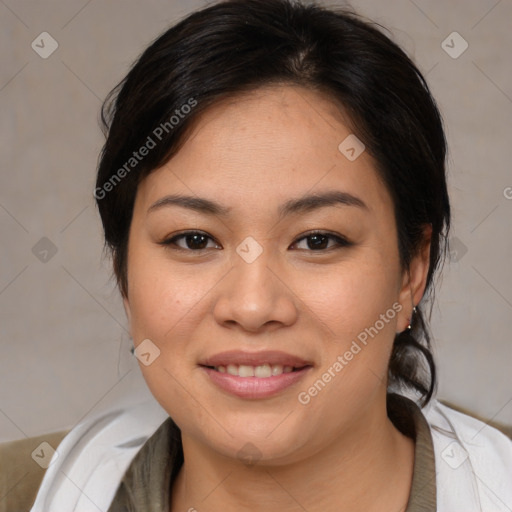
[
  {"x1": 291, "y1": 231, "x2": 352, "y2": 251},
  {"x1": 161, "y1": 231, "x2": 220, "y2": 251},
  {"x1": 305, "y1": 233, "x2": 330, "y2": 250}
]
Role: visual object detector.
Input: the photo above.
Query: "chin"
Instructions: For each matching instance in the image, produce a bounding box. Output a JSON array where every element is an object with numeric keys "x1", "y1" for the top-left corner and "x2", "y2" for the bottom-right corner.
[{"x1": 186, "y1": 416, "x2": 315, "y2": 467}]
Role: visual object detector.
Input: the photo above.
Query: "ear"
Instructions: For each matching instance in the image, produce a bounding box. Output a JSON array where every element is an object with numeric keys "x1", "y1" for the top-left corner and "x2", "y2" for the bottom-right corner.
[{"x1": 396, "y1": 224, "x2": 432, "y2": 333}]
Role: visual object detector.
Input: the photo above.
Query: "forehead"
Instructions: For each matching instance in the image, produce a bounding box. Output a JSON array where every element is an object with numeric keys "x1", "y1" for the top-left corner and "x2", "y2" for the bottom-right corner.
[{"x1": 136, "y1": 84, "x2": 393, "y2": 220}]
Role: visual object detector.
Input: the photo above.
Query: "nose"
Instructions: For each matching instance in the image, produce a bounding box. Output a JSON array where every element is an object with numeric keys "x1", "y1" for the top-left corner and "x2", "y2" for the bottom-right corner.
[{"x1": 212, "y1": 250, "x2": 298, "y2": 334}]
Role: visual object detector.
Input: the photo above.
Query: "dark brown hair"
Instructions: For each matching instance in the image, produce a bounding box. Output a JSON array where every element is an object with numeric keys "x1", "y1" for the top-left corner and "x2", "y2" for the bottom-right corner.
[{"x1": 96, "y1": 0, "x2": 451, "y2": 406}]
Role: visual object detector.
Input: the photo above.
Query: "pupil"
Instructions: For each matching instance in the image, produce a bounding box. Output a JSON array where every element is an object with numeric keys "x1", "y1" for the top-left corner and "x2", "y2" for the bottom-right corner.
[
  {"x1": 187, "y1": 234, "x2": 207, "y2": 249},
  {"x1": 308, "y1": 234, "x2": 328, "y2": 250}
]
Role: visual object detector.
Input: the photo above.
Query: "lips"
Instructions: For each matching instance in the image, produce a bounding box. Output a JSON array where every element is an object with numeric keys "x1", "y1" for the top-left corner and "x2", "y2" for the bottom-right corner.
[
  {"x1": 199, "y1": 350, "x2": 312, "y2": 368},
  {"x1": 199, "y1": 350, "x2": 313, "y2": 399}
]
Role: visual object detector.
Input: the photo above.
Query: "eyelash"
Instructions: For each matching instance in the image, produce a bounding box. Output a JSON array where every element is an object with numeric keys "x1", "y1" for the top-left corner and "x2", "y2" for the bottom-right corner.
[{"x1": 160, "y1": 230, "x2": 353, "y2": 253}]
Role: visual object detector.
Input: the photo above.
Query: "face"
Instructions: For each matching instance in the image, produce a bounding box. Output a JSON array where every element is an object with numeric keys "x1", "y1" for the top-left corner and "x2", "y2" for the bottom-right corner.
[{"x1": 123, "y1": 85, "x2": 429, "y2": 464}]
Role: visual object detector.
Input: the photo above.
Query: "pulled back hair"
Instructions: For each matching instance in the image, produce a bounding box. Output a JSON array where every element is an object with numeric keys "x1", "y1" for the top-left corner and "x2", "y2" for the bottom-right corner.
[{"x1": 96, "y1": 0, "x2": 450, "y2": 411}]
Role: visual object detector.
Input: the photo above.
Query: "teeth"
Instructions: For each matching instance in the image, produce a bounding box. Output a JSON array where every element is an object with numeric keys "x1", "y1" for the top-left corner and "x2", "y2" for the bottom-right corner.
[
  {"x1": 254, "y1": 364, "x2": 271, "y2": 378},
  {"x1": 214, "y1": 363, "x2": 297, "y2": 377},
  {"x1": 271, "y1": 364, "x2": 284, "y2": 376},
  {"x1": 238, "y1": 365, "x2": 254, "y2": 377},
  {"x1": 226, "y1": 364, "x2": 238, "y2": 376}
]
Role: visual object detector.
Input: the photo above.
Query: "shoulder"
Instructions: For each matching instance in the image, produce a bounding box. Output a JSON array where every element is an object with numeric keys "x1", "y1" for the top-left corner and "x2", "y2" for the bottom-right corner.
[
  {"x1": 30, "y1": 398, "x2": 169, "y2": 512},
  {"x1": 422, "y1": 399, "x2": 512, "y2": 511}
]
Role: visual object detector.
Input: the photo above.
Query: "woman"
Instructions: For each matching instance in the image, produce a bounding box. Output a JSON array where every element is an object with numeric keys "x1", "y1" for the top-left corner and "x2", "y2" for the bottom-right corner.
[{"x1": 31, "y1": 0, "x2": 512, "y2": 511}]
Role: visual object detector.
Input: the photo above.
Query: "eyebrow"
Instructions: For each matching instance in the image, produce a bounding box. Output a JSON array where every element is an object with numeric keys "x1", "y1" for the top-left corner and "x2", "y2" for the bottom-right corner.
[
  {"x1": 279, "y1": 191, "x2": 368, "y2": 217},
  {"x1": 147, "y1": 191, "x2": 368, "y2": 218}
]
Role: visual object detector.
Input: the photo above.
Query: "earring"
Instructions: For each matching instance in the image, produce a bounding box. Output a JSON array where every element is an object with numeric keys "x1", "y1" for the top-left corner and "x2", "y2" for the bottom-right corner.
[{"x1": 407, "y1": 306, "x2": 417, "y2": 331}]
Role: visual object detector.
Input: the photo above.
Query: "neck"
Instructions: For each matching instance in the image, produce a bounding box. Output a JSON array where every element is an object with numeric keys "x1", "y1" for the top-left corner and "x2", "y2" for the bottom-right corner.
[{"x1": 170, "y1": 394, "x2": 415, "y2": 512}]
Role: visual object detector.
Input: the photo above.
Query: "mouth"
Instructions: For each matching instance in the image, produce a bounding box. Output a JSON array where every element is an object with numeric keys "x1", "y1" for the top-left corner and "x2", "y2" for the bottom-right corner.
[{"x1": 198, "y1": 350, "x2": 313, "y2": 399}]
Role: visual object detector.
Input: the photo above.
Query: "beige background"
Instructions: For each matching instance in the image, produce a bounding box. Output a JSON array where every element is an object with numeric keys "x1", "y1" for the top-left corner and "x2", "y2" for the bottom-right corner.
[{"x1": 1, "y1": 0, "x2": 511, "y2": 443}]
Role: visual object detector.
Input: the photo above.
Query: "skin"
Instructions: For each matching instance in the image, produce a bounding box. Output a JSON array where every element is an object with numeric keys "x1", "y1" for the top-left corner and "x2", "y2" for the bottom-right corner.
[{"x1": 122, "y1": 84, "x2": 432, "y2": 512}]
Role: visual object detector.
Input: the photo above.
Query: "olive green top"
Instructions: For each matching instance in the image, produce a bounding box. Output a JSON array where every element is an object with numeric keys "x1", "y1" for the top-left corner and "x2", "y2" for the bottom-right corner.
[{"x1": 107, "y1": 393, "x2": 436, "y2": 511}]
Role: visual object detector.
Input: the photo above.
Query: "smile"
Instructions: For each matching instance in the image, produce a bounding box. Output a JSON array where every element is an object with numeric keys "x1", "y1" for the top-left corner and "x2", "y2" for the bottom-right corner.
[{"x1": 198, "y1": 350, "x2": 314, "y2": 398}]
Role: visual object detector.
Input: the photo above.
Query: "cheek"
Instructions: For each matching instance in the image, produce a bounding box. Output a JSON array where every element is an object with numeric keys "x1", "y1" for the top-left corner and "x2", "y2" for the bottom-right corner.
[
  {"x1": 293, "y1": 263, "x2": 400, "y2": 422},
  {"x1": 126, "y1": 255, "x2": 217, "y2": 424},
  {"x1": 293, "y1": 256, "x2": 400, "y2": 345},
  {"x1": 294, "y1": 253, "x2": 401, "y2": 404},
  {"x1": 127, "y1": 249, "x2": 213, "y2": 344}
]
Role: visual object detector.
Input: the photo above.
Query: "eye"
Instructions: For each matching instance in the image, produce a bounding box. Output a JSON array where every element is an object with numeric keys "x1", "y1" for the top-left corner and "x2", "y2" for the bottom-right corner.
[
  {"x1": 160, "y1": 230, "x2": 351, "y2": 253},
  {"x1": 290, "y1": 231, "x2": 352, "y2": 251},
  {"x1": 160, "y1": 231, "x2": 221, "y2": 251}
]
